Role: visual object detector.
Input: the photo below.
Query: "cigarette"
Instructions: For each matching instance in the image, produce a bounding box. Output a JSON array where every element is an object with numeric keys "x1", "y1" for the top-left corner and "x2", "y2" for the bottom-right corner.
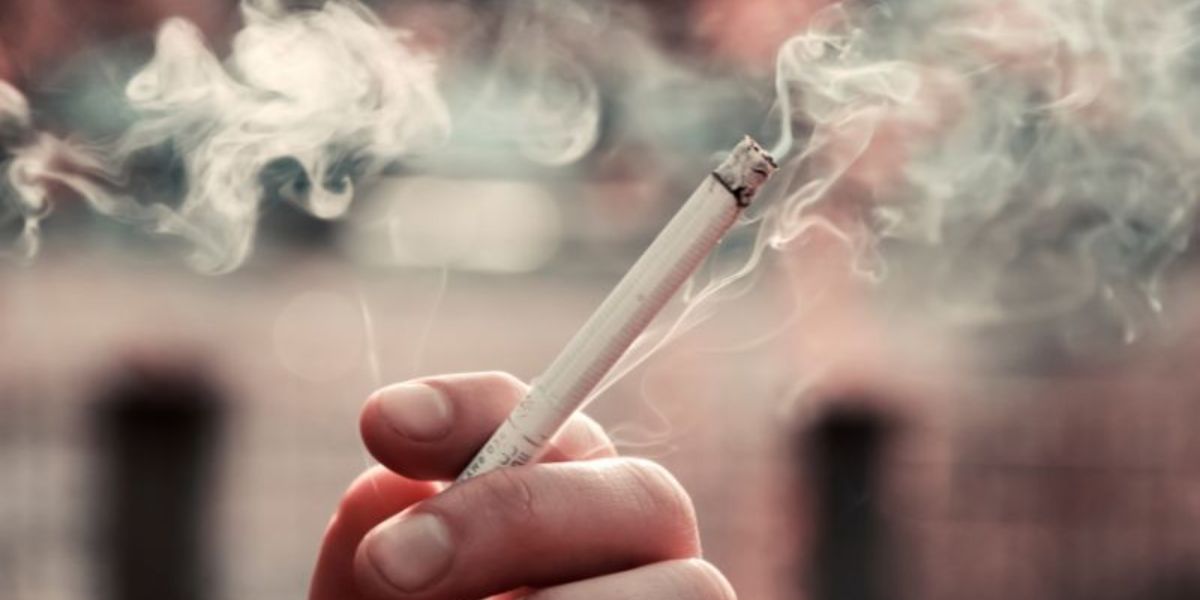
[{"x1": 458, "y1": 136, "x2": 777, "y2": 481}]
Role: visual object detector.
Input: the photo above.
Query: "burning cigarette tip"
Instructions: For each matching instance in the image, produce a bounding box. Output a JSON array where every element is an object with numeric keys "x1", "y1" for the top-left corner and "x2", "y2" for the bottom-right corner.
[{"x1": 714, "y1": 136, "x2": 778, "y2": 207}]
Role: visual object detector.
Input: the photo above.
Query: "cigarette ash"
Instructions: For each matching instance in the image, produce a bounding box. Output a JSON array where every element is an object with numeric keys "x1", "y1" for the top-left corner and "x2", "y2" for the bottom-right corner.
[
  {"x1": 761, "y1": 0, "x2": 1200, "y2": 356},
  {"x1": 713, "y1": 136, "x2": 779, "y2": 207}
]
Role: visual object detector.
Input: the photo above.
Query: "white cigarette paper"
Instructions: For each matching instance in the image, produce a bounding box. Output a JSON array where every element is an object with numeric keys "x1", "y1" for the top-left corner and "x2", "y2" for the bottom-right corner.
[{"x1": 459, "y1": 137, "x2": 777, "y2": 481}]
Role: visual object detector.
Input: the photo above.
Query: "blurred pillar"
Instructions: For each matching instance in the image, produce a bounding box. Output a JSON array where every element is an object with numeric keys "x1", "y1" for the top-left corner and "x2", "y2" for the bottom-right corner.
[
  {"x1": 1137, "y1": 571, "x2": 1200, "y2": 600},
  {"x1": 799, "y1": 405, "x2": 895, "y2": 600},
  {"x1": 91, "y1": 355, "x2": 227, "y2": 600}
]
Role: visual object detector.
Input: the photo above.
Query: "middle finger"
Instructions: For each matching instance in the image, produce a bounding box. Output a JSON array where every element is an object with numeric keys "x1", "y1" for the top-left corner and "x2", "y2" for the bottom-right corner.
[{"x1": 353, "y1": 458, "x2": 701, "y2": 600}]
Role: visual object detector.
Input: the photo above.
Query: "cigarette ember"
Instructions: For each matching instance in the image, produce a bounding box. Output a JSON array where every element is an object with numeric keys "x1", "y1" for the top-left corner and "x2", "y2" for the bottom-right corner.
[{"x1": 459, "y1": 137, "x2": 777, "y2": 480}]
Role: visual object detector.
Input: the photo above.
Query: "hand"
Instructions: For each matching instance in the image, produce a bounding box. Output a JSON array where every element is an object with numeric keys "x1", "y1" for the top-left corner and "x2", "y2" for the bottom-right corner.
[{"x1": 308, "y1": 371, "x2": 736, "y2": 600}]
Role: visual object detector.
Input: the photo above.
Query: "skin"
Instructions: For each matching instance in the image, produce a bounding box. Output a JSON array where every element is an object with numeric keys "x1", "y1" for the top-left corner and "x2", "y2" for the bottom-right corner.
[{"x1": 308, "y1": 371, "x2": 737, "y2": 600}]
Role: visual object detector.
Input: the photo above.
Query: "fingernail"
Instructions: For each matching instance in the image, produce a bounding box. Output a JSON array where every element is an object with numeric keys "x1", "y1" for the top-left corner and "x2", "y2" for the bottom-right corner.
[
  {"x1": 377, "y1": 383, "x2": 452, "y2": 442},
  {"x1": 366, "y1": 513, "x2": 454, "y2": 592}
]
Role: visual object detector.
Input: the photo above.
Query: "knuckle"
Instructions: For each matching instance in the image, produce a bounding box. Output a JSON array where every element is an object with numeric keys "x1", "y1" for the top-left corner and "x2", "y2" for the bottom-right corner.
[
  {"x1": 465, "y1": 467, "x2": 540, "y2": 523},
  {"x1": 673, "y1": 559, "x2": 738, "y2": 600},
  {"x1": 617, "y1": 459, "x2": 699, "y2": 549},
  {"x1": 337, "y1": 465, "x2": 388, "y2": 515},
  {"x1": 562, "y1": 414, "x2": 615, "y2": 460}
]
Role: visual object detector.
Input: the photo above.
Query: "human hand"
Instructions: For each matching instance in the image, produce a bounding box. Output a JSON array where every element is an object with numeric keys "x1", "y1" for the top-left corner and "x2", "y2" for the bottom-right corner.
[{"x1": 308, "y1": 371, "x2": 736, "y2": 600}]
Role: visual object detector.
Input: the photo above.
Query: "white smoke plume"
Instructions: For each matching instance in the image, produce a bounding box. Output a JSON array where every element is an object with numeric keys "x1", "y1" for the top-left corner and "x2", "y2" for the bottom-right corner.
[
  {"x1": 8, "y1": 0, "x2": 1196, "y2": 361},
  {"x1": 0, "y1": 81, "x2": 44, "y2": 260},
  {"x1": 600, "y1": 0, "x2": 1200, "y2": 389},
  {"x1": 3, "y1": 1, "x2": 449, "y2": 273},
  {"x1": 120, "y1": 0, "x2": 449, "y2": 272},
  {"x1": 761, "y1": 0, "x2": 1200, "y2": 347},
  {"x1": 445, "y1": 0, "x2": 601, "y2": 167},
  {"x1": 1, "y1": 81, "x2": 126, "y2": 262}
]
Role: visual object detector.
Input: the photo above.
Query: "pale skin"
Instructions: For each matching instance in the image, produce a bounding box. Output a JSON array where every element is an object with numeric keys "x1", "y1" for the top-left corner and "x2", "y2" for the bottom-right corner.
[{"x1": 308, "y1": 371, "x2": 737, "y2": 600}]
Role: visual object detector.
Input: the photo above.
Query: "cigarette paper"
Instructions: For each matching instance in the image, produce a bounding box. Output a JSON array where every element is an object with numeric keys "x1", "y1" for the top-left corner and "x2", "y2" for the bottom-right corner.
[{"x1": 459, "y1": 137, "x2": 777, "y2": 481}]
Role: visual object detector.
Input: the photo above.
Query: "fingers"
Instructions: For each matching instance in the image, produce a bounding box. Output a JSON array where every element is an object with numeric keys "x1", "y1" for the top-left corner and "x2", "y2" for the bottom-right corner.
[
  {"x1": 523, "y1": 559, "x2": 736, "y2": 600},
  {"x1": 361, "y1": 372, "x2": 616, "y2": 480},
  {"x1": 353, "y1": 458, "x2": 701, "y2": 600},
  {"x1": 309, "y1": 466, "x2": 439, "y2": 600}
]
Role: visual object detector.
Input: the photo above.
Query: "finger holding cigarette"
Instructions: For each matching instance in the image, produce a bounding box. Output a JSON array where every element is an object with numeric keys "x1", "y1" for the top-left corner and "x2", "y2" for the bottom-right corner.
[
  {"x1": 353, "y1": 459, "x2": 707, "y2": 599},
  {"x1": 361, "y1": 371, "x2": 616, "y2": 481},
  {"x1": 310, "y1": 373, "x2": 734, "y2": 600}
]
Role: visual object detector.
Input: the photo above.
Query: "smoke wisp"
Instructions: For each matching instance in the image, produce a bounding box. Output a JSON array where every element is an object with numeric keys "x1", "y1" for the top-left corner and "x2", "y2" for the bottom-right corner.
[
  {"x1": 600, "y1": 0, "x2": 1200, "y2": 390},
  {"x1": 120, "y1": 0, "x2": 449, "y2": 272},
  {"x1": 1, "y1": 81, "x2": 128, "y2": 262},
  {"x1": 759, "y1": 0, "x2": 1200, "y2": 350}
]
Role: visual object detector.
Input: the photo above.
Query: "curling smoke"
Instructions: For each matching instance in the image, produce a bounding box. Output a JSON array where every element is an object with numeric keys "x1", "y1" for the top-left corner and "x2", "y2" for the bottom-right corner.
[
  {"x1": 500, "y1": 0, "x2": 600, "y2": 166},
  {"x1": 1, "y1": 81, "x2": 127, "y2": 262},
  {"x1": 454, "y1": 0, "x2": 601, "y2": 167},
  {"x1": 120, "y1": 0, "x2": 449, "y2": 272},
  {"x1": 3, "y1": 1, "x2": 448, "y2": 272},
  {"x1": 0, "y1": 81, "x2": 42, "y2": 260},
  {"x1": 761, "y1": 0, "x2": 1200, "y2": 345},
  {"x1": 600, "y1": 0, "x2": 1200, "y2": 394},
  {"x1": 2, "y1": 0, "x2": 614, "y2": 272}
]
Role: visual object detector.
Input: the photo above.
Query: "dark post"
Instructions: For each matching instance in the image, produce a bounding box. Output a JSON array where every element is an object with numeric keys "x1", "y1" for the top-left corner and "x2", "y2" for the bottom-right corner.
[
  {"x1": 92, "y1": 355, "x2": 227, "y2": 600},
  {"x1": 800, "y1": 405, "x2": 894, "y2": 600}
]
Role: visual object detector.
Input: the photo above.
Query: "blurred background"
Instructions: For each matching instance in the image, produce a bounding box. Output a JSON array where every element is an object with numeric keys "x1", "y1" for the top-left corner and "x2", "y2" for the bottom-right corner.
[{"x1": 4, "y1": 1, "x2": 1200, "y2": 599}]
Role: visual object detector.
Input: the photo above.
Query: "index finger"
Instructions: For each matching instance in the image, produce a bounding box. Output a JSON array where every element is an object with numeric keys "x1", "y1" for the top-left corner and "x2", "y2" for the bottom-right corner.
[{"x1": 361, "y1": 371, "x2": 617, "y2": 481}]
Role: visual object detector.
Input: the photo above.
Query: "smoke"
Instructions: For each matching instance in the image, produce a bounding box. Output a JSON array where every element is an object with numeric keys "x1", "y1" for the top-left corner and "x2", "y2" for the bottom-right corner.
[
  {"x1": 0, "y1": 81, "x2": 43, "y2": 260},
  {"x1": 446, "y1": 0, "x2": 601, "y2": 167},
  {"x1": 7, "y1": 0, "x2": 1197, "y2": 360},
  {"x1": 597, "y1": 0, "x2": 1200, "y2": 390},
  {"x1": 1, "y1": 81, "x2": 127, "y2": 262},
  {"x1": 760, "y1": 0, "x2": 1200, "y2": 347},
  {"x1": 119, "y1": 0, "x2": 449, "y2": 272},
  {"x1": 492, "y1": 0, "x2": 601, "y2": 166},
  {"x1": 5, "y1": 0, "x2": 450, "y2": 273},
  {"x1": 2, "y1": 0, "x2": 616, "y2": 272}
]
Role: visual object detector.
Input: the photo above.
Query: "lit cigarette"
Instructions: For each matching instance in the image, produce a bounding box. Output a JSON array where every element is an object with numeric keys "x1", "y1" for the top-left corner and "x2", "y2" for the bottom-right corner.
[{"x1": 459, "y1": 137, "x2": 777, "y2": 481}]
